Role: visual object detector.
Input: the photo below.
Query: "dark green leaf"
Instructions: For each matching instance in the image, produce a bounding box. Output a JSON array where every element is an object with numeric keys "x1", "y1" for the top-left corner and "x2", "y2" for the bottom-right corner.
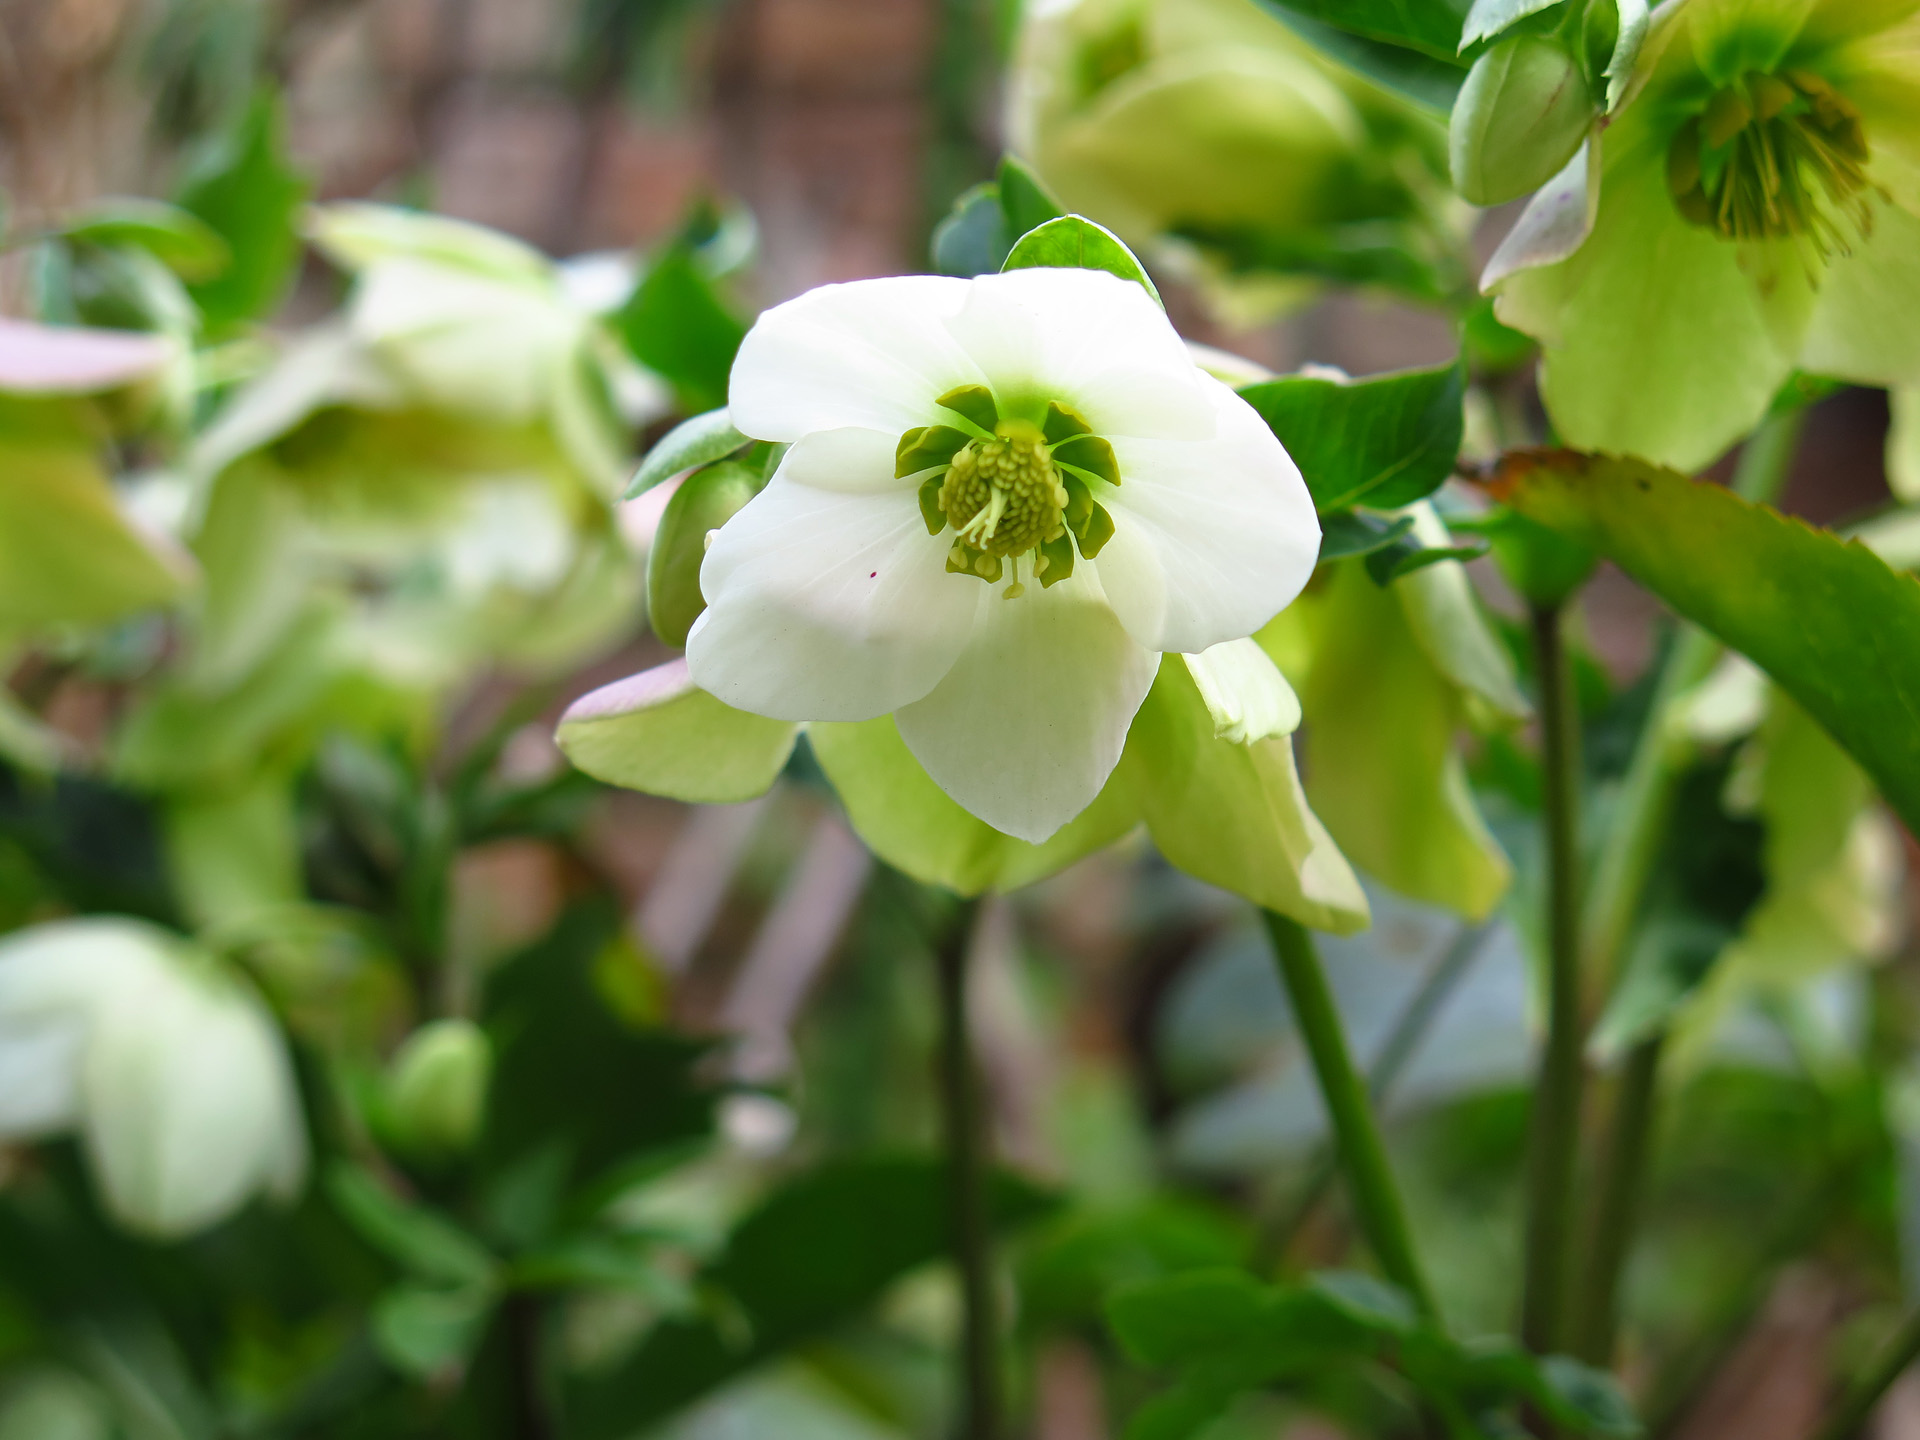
[
  {"x1": 1364, "y1": 533, "x2": 1489, "y2": 584},
  {"x1": 1256, "y1": 0, "x2": 1471, "y2": 63},
  {"x1": 55, "y1": 200, "x2": 230, "y2": 280},
  {"x1": 627, "y1": 407, "x2": 749, "y2": 498},
  {"x1": 615, "y1": 244, "x2": 748, "y2": 413},
  {"x1": 326, "y1": 1164, "x2": 497, "y2": 1289},
  {"x1": 371, "y1": 1284, "x2": 495, "y2": 1379},
  {"x1": 1018, "y1": 1200, "x2": 1250, "y2": 1336},
  {"x1": 1318, "y1": 510, "x2": 1417, "y2": 561},
  {"x1": 565, "y1": 1156, "x2": 1057, "y2": 1435},
  {"x1": 932, "y1": 182, "x2": 1012, "y2": 278},
  {"x1": 1002, "y1": 216, "x2": 1161, "y2": 305},
  {"x1": 1492, "y1": 450, "x2": 1920, "y2": 836},
  {"x1": 997, "y1": 154, "x2": 1066, "y2": 239},
  {"x1": 175, "y1": 90, "x2": 311, "y2": 332},
  {"x1": 1259, "y1": 7, "x2": 1469, "y2": 108},
  {"x1": 1238, "y1": 361, "x2": 1464, "y2": 513}
]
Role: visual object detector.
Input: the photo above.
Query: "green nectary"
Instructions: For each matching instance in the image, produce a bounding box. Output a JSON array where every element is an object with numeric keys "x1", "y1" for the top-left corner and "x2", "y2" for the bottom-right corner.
[
  {"x1": 896, "y1": 385, "x2": 1122, "y2": 599},
  {"x1": 1666, "y1": 68, "x2": 1877, "y2": 255}
]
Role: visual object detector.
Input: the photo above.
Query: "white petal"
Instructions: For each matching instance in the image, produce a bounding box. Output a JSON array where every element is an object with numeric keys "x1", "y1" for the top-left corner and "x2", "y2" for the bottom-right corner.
[
  {"x1": 1097, "y1": 378, "x2": 1319, "y2": 654},
  {"x1": 688, "y1": 479, "x2": 978, "y2": 721},
  {"x1": 728, "y1": 276, "x2": 985, "y2": 441},
  {"x1": 943, "y1": 267, "x2": 1218, "y2": 440},
  {"x1": 774, "y1": 426, "x2": 908, "y2": 495},
  {"x1": 1182, "y1": 639, "x2": 1301, "y2": 744},
  {"x1": 894, "y1": 565, "x2": 1157, "y2": 843}
]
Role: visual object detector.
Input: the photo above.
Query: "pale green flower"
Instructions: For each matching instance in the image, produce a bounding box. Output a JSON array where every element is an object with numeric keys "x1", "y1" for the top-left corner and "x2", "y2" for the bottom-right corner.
[
  {"x1": 1491, "y1": 0, "x2": 1920, "y2": 470},
  {"x1": 0, "y1": 919, "x2": 308, "y2": 1238},
  {"x1": 1008, "y1": 0, "x2": 1460, "y2": 314}
]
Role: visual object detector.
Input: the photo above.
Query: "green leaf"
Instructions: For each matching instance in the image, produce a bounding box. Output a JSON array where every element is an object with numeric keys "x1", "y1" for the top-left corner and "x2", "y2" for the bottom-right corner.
[
  {"x1": 1256, "y1": 0, "x2": 1472, "y2": 62},
  {"x1": 55, "y1": 200, "x2": 230, "y2": 281},
  {"x1": 1018, "y1": 1199, "x2": 1250, "y2": 1336},
  {"x1": 0, "y1": 437, "x2": 196, "y2": 629},
  {"x1": 1318, "y1": 510, "x2": 1417, "y2": 561},
  {"x1": 565, "y1": 1156, "x2": 1057, "y2": 1436},
  {"x1": 1492, "y1": 450, "x2": 1920, "y2": 837},
  {"x1": 1238, "y1": 362, "x2": 1464, "y2": 513},
  {"x1": 932, "y1": 182, "x2": 1012, "y2": 278},
  {"x1": 557, "y1": 659, "x2": 798, "y2": 806},
  {"x1": 371, "y1": 1284, "x2": 496, "y2": 1379},
  {"x1": 626, "y1": 407, "x2": 749, "y2": 498},
  {"x1": 1261, "y1": 8, "x2": 1468, "y2": 108},
  {"x1": 326, "y1": 1163, "x2": 498, "y2": 1289},
  {"x1": 1363, "y1": 532, "x2": 1488, "y2": 584},
  {"x1": 614, "y1": 243, "x2": 748, "y2": 413},
  {"x1": 806, "y1": 716, "x2": 1140, "y2": 896},
  {"x1": 1460, "y1": 0, "x2": 1564, "y2": 48},
  {"x1": 997, "y1": 154, "x2": 1066, "y2": 240},
  {"x1": 1002, "y1": 216, "x2": 1161, "y2": 306},
  {"x1": 646, "y1": 459, "x2": 763, "y2": 647},
  {"x1": 175, "y1": 91, "x2": 311, "y2": 332}
]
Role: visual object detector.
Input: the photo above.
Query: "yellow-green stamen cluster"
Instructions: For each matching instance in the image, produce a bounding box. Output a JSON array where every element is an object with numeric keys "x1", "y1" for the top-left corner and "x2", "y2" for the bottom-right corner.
[
  {"x1": 1667, "y1": 69, "x2": 1877, "y2": 258},
  {"x1": 896, "y1": 385, "x2": 1121, "y2": 600}
]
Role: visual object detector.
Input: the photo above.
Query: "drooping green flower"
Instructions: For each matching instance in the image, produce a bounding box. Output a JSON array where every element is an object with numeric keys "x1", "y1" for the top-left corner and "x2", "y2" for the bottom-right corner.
[
  {"x1": 1490, "y1": 0, "x2": 1920, "y2": 470},
  {"x1": 0, "y1": 918, "x2": 308, "y2": 1238},
  {"x1": 1008, "y1": 0, "x2": 1462, "y2": 315}
]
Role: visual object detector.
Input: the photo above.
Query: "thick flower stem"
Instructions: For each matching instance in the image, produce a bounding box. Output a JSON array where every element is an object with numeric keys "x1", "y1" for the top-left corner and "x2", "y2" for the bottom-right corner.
[
  {"x1": 1521, "y1": 599, "x2": 1583, "y2": 1355},
  {"x1": 1813, "y1": 1309, "x2": 1920, "y2": 1440},
  {"x1": 933, "y1": 896, "x2": 1000, "y2": 1440},
  {"x1": 1261, "y1": 911, "x2": 1437, "y2": 1317},
  {"x1": 1571, "y1": 1034, "x2": 1664, "y2": 1364}
]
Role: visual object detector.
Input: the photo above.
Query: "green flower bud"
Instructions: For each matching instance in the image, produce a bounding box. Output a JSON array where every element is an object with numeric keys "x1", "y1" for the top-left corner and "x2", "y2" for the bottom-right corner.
[
  {"x1": 647, "y1": 459, "x2": 763, "y2": 648},
  {"x1": 1450, "y1": 35, "x2": 1596, "y2": 207},
  {"x1": 384, "y1": 1018, "x2": 492, "y2": 1159}
]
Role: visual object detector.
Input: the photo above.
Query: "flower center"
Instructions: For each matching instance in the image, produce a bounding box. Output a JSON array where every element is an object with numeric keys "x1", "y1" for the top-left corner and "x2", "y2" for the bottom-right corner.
[
  {"x1": 1666, "y1": 69, "x2": 1877, "y2": 256},
  {"x1": 895, "y1": 385, "x2": 1122, "y2": 600}
]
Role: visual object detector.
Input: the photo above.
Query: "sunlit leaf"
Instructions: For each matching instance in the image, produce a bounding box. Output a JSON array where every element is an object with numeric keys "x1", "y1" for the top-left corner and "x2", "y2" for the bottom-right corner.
[
  {"x1": 1002, "y1": 216, "x2": 1161, "y2": 305},
  {"x1": 176, "y1": 91, "x2": 311, "y2": 332}
]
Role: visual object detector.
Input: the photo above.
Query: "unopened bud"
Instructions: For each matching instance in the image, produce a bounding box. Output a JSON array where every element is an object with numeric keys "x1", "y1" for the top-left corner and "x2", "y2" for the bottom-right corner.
[
  {"x1": 648, "y1": 460, "x2": 763, "y2": 648},
  {"x1": 1450, "y1": 36, "x2": 1595, "y2": 207},
  {"x1": 385, "y1": 1018, "x2": 492, "y2": 1158}
]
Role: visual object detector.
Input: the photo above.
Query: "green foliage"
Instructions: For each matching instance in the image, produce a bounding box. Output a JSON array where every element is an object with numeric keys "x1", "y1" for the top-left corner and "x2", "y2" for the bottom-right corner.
[
  {"x1": 614, "y1": 242, "x2": 748, "y2": 414},
  {"x1": 1494, "y1": 450, "x2": 1920, "y2": 835},
  {"x1": 175, "y1": 91, "x2": 311, "y2": 333},
  {"x1": 564, "y1": 1157, "x2": 1059, "y2": 1435},
  {"x1": 625, "y1": 406, "x2": 749, "y2": 497},
  {"x1": 932, "y1": 154, "x2": 1067, "y2": 277},
  {"x1": 53, "y1": 200, "x2": 230, "y2": 280},
  {"x1": 1256, "y1": 0, "x2": 1471, "y2": 63},
  {"x1": 647, "y1": 458, "x2": 763, "y2": 646},
  {"x1": 1238, "y1": 361, "x2": 1465, "y2": 514},
  {"x1": 1108, "y1": 1268, "x2": 1638, "y2": 1440}
]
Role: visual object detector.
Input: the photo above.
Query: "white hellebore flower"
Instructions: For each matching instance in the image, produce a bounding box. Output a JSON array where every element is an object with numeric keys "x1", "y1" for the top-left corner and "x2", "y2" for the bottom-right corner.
[
  {"x1": 687, "y1": 267, "x2": 1320, "y2": 842},
  {"x1": 0, "y1": 918, "x2": 308, "y2": 1238}
]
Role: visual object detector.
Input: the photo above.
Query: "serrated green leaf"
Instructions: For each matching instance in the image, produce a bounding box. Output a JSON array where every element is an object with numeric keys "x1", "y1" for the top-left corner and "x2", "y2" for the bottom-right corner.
[
  {"x1": 1238, "y1": 362, "x2": 1464, "y2": 514},
  {"x1": 176, "y1": 91, "x2": 311, "y2": 332},
  {"x1": 1493, "y1": 450, "x2": 1920, "y2": 836},
  {"x1": 627, "y1": 407, "x2": 749, "y2": 498},
  {"x1": 1002, "y1": 216, "x2": 1161, "y2": 305},
  {"x1": 1460, "y1": 0, "x2": 1563, "y2": 48}
]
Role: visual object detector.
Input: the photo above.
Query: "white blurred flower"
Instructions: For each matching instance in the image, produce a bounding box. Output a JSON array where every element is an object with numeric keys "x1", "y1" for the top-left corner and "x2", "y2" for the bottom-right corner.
[
  {"x1": 687, "y1": 266, "x2": 1318, "y2": 842},
  {"x1": 0, "y1": 918, "x2": 307, "y2": 1238}
]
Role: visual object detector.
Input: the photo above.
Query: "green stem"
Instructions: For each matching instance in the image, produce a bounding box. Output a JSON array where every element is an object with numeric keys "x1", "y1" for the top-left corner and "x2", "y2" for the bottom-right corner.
[
  {"x1": 1256, "y1": 923, "x2": 1491, "y2": 1272},
  {"x1": 933, "y1": 897, "x2": 1000, "y2": 1440},
  {"x1": 1813, "y1": 1309, "x2": 1920, "y2": 1440},
  {"x1": 1521, "y1": 599, "x2": 1583, "y2": 1355},
  {"x1": 1261, "y1": 911, "x2": 1437, "y2": 1317},
  {"x1": 1571, "y1": 1034, "x2": 1664, "y2": 1365},
  {"x1": 1569, "y1": 406, "x2": 1809, "y2": 1353}
]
